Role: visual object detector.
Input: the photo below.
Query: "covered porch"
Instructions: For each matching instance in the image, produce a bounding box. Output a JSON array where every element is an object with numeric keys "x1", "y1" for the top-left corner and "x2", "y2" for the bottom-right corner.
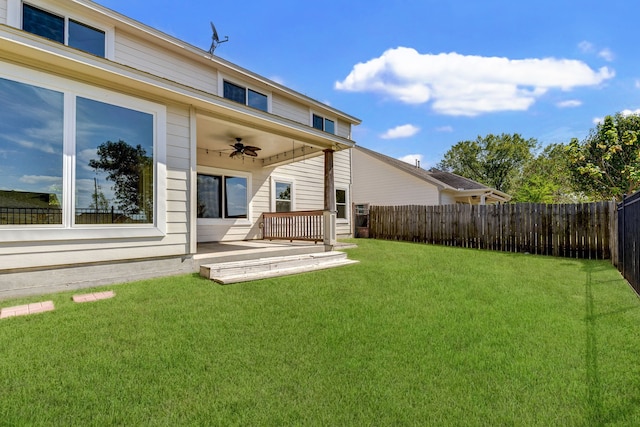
[{"x1": 193, "y1": 107, "x2": 353, "y2": 249}]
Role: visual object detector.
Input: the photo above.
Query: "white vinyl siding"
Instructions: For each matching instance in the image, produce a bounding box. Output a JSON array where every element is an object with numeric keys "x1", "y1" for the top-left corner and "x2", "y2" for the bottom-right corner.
[
  {"x1": 352, "y1": 148, "x2": 440, "y2": 207},
  {"x1": 114, "y1": 30, "x2": 218, "y2": 95},
  {"x1": 271, "y1": 94, "x2": 309, "y2": 124},
  {"x1": 0, "y1": 0, "x2": 7, "y2": 23},
  {"x1": 336, "y1": 119, "x2": 351, "y2": 139}
]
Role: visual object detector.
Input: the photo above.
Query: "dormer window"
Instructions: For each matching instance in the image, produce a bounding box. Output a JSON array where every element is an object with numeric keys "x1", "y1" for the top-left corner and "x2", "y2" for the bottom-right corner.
[
  {"x1": 22, "y1": 3, "x2": 106, "y2": 57},
  {"x1": 223, "y1": 80, "x2": 268, "y2": 112}
]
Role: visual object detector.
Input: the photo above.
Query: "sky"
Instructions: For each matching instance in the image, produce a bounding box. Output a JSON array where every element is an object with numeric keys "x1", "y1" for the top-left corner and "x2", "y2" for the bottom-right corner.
[{"x1": 96, "y1": 0, "x2": 640, "y2": 168}]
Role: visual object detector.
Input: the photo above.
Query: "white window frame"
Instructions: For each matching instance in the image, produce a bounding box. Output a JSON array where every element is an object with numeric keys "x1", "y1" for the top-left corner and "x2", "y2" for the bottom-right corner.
[
  {"x1": 335, "y1": 187, "x2": 349, "y2": 223},
  {"x1": 217, "y1": 73, "x2": 272, "y2": 113},
  {"x1": 197, "y1": 166, "x2": 252, "y2": 226},
  {"x1": 310, "y1": 111, "x2": 336, "y2": 134},
  {"x1": 270, "y1": 176, "x2": 295, "y2": 213},
  {"x1": 8, "y1": 0, "x2": 115, "y2": 60},
  {"x1": 0, "y1": 61, "x2": 167, "y2": 243}
]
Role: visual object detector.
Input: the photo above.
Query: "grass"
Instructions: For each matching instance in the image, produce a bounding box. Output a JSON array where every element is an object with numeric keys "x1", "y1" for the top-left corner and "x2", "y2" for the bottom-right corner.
[{"x1": 1, "y1": 239, "x2": 640, "y2": 425}]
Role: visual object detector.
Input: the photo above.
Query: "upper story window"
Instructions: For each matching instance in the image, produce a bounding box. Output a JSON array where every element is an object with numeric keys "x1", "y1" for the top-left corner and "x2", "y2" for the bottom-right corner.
[
  {"x1": 312, "y1": 114, "x2": 335, "y2": 134},
  {"x1": 22, "y1": 3, "x2": 106, "y2": 57},
  {"x1": 223, "y1": 80, "x2": 268, "y2": 112}
]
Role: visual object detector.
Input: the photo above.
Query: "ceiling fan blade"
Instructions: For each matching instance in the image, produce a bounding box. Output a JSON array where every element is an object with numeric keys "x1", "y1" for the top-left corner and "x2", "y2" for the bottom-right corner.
[
  {"x1": 229, "y1": 151, "x2": 239, "y2": 158},
  {"x1": 244, "y1": 149, "x2": 258, "y2": 157},
  {"x1": 245, "y1": 145, "x2": 261, "y2": 152}
]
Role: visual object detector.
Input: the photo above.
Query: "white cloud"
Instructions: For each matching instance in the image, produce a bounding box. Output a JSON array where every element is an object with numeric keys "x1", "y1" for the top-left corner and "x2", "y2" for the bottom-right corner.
[
  {"x1": 19, "y1": 175, "x2": 60, "y2": 185},
  {"x1": 593, "y1": 117, "x2": 603, "y2": 125},
  {"x1": 557, "y1": 100, "x2": 582, "y2": 108},
  {"x1": 598, "y1": 48, "x2": 614, "y2": 62},
  {"x1": 380, "y1": 124, "x2": 420, "y2": 139},
  {"x1": 621, "y1": 109, "x2": 640, "y2": 116},
  {"x1": 335, "y1": 47, "x2": 614, "y2": 116},
  {"x1": 578, "y1": 41, "x2": 595, "y2": 53},
  {"x1": 436, "y1": 125, "x2": 454, "y2": 132},
  {"x1": 636, "y1": 80, "x2": 640, "y2": 89},
  {"x1": 398, "y1": 154, "x2": 424, "y2": 166}
]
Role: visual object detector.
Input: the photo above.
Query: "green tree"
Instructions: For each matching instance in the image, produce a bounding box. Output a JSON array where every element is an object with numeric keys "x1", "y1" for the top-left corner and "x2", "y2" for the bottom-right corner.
[
  {"x1": 567, "y1": 112, "x2": 640, "y2": 200},
  {"x1": 514, "y1": 143, "x2": 586, "y2": 203},
  {"x1": 437, "y1": 133, "x2": 537, "y2": 194},
  {"x1": 88, "y1": 140, "x2": 153, "y2": 220}
]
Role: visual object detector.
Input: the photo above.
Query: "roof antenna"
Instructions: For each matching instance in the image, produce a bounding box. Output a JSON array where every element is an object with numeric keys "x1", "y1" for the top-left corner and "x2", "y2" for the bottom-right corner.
[{"x1": 208, "y1": 21, "x2": 229, "y2": 55}]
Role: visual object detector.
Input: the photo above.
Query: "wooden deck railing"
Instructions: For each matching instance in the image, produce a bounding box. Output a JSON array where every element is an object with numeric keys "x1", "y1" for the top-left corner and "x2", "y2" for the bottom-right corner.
[{"x1": 262, "y1": 210, "x2": 324, "y2": 242}]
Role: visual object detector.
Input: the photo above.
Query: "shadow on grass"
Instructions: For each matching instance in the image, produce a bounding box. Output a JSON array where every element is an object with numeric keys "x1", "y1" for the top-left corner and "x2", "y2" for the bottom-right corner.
[{"x1": 581, "y1": 260, "x2": 639, "y2": 425}]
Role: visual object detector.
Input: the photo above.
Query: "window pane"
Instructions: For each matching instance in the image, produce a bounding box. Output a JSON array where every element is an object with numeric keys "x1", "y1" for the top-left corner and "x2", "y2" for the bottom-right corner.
[
  {"x1": 197, "y1": 174, "x2": 222, "y2": 218},
  {"x1": 276, "y1": 201, "x2": 291, "y2": 213},
  {"x1": 312, "y1": 114, "x2": 324, "y2": 130},
  {"x1": 76, "y1": 98, "x2": 154, "y2": 224},
  {"x1": 248, "y1": 89, "x2": 268, "y2": 111},
  {"x1": 23, "y1": 4, "x2": 64, "y2": 44},
  {"x1": 275, "y1": 182, "x2": 291, "y2": 201},
  {"x1": 69, "y1": 20, "x2": 105, "y2": 57},
  {"x1": 223, "y1": 81, "x2": 246, "y2": 104},
  {"x1": 324, "y1": 118, "x2": 335, "y2": 134},
  {"x1": 336, "y1": 204, "x2": 347, "y2": 219},
  {"x1": 336, "y1": 189, "x2": 346, "y2": 204},
  {"x1": 0, "y1": 78, "x2": 64, "y2": 225},
  {"x1": 225, "y1": 176, "x2": 247, "y2": 218}
]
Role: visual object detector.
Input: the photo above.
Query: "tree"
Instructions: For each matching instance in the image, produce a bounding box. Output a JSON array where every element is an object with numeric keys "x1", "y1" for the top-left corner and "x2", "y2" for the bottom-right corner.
[
  {"x1": 437, "y1": 133, "x2": 537, "y2": 194},
  {"x1": 514, "y1": 143, "x2": 587, "y2": 203},
  {"x1": 567, "y1": 112, "x2": 640, "y2": 200},
  {"x1": 88, "y1": 140, "x2": 153, "y2": 220}
]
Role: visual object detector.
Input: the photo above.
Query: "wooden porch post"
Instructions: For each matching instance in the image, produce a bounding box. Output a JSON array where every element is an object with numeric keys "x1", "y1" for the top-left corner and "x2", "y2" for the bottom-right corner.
[{"x1": 323, "y1": 149, "x2": 336, "y2": 247}]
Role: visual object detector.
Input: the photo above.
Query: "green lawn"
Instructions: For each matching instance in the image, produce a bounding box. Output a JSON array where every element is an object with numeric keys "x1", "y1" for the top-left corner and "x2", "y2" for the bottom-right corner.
[{"x1": 1, "y1": 239, "x2": 640, "y2": 425}]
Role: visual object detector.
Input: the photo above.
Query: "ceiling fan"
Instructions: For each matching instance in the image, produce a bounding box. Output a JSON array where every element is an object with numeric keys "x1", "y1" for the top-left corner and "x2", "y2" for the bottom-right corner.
[{"x1": 229, "y1": 137, "x2": 261, "y2": 158}]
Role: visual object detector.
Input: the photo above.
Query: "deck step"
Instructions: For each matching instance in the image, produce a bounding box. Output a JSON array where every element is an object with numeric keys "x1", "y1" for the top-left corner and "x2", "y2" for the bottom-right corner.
[{"x1": 200, "y1": 251, "x2": 358, "y2": 284}]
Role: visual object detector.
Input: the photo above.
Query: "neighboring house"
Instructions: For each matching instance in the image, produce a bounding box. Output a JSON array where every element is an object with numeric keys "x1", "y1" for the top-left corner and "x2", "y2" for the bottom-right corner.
[
  {"x1": 352, "y1": 146, "x2": 511, "y2": 208},
  {"x1": 0, "y1": 0, "x2": 360, "y2": 296}
]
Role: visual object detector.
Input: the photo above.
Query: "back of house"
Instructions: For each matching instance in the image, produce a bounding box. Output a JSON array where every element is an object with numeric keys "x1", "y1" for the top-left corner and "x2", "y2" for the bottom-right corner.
[{"x1": 0, "y1": 0, "x2": 360, "y2": 298}]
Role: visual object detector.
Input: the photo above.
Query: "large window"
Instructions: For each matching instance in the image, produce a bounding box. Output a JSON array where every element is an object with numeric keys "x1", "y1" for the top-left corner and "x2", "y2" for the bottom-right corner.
[
  {"x1": 0, "y1": 77, "x2": 64, "y2": 225},
  {"x1": 0, "y1": 67, "x2": 164, "y2": 236},
  {"x1": 312, "y1": 114, "x2": 335, "y2": 134},
  {"x1": 223, "y1": 80, "x2": 268, "y2": 112},
  {"x1": 197, "y1": 174, "x2": 248, "y2": 219},
  {"x1": 75, "y1": 98, "x2": 154, "y2": 224},
  {"x1": 22, "y1": 3, "x2": 106, "y2": 57}
]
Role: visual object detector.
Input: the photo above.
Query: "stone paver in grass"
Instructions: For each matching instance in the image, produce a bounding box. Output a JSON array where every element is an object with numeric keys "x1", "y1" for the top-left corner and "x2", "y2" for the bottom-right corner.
[
  {"x1": 73, "y1": 290, "x2": 115, "y2": 303},
  {"x1": 0, "y1": 301, "x2": 55, "y2": 319}
]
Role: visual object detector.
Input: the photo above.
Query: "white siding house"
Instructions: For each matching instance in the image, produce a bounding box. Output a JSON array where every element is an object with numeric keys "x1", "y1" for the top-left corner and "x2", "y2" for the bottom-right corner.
[
  {"x1": 0, "y1": 0, "x2": 360, "y2": 298},
  {"x1": 352, "y1": 146, "x2": 511, "y2": 207}
]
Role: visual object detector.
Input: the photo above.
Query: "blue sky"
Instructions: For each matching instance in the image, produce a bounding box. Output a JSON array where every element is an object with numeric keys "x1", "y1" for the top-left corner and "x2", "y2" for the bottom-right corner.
[{"x1": 97, "y1": 0, "x2": 640, "y2": 168}]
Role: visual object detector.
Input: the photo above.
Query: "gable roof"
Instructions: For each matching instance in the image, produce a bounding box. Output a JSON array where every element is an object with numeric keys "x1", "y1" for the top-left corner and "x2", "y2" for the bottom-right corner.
[{"x1": 354, "y1": 145, "x2": 511, "y2": 201}]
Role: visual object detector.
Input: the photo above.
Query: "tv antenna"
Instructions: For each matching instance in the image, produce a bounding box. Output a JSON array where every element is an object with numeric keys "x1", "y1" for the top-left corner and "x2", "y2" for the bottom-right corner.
[{"x1": 208, "y1": 21, "x2": 229, "y2": 54}]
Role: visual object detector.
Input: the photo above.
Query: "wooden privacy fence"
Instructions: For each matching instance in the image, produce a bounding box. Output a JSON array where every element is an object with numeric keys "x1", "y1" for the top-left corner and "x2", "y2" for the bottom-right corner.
[{"x1": 369, "y1": 202, "x2": 617, "y2": 260}]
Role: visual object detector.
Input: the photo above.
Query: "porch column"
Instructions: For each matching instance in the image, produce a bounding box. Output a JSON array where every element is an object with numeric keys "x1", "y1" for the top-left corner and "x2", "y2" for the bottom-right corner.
[{"x1": 323, "y1": 149, "x2": 336, "y2": 247}]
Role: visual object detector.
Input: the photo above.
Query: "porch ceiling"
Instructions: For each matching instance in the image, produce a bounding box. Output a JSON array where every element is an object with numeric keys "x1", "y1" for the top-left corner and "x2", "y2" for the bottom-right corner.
[{"x1": 196, "y1": 113, "x2": 346, "y2": 168}]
